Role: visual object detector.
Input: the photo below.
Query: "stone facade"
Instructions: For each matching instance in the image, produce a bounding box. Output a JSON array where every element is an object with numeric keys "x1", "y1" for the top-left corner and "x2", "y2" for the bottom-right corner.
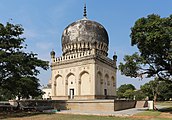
[{"x1": 50, "y1": 7, "x2": 117, "y2": 100}]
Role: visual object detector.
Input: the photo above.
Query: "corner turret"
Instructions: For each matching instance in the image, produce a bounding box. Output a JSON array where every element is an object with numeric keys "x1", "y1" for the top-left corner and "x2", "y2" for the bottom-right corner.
[{"x1": 50, "y1": 50, "x2": 55, "y2": 62}]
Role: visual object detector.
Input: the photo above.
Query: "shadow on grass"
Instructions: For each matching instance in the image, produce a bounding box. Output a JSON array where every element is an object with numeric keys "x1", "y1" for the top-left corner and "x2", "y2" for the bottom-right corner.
[
  {"x1": 0, "y1": 111, "x2": 55, "y2": 119},
  {"x1": 158, "y1": 107, "x2": 172, "y2": 113}
]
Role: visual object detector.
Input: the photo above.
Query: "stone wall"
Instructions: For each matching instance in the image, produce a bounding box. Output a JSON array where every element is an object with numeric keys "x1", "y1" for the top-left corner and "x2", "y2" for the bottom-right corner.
[
  {"x1": 9, "y1": 100, "x2": 147, "y2": 112},
  {"x1": 66, "y1": 100, "x2": 114, "y2": 111},
  {"x1": 135, "y1": 101, "x2": 148, "y2": 108},
  {"x1": 114, "y1": 100, "x2": 136, "y2": 111}
]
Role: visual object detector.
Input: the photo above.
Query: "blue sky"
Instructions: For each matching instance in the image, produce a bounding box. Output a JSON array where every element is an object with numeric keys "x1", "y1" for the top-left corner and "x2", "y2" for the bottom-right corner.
[{"x1": 0, "y1": 0, "x2": 172, "y2": 88}]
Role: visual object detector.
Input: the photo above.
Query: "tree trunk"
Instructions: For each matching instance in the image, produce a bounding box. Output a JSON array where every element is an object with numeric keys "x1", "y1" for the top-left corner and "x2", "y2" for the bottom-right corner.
[
  {"x1": 16, "y1": 96, "x2": 21, "y2": 111},
  {"x1": 153, "y1": 93, "x2": 158, "y2": 110},
  {"x1": 154, "y1": 93, "x2": 157, "y2": 103}
]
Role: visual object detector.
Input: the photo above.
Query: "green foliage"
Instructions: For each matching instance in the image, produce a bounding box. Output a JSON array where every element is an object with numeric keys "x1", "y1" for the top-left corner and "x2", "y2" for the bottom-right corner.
[
  {"x1": 157, "y1": 81, "x2": 172, "y2": 101},
  {"x1": 123, "y1": 89, "x2": 135, "y2": 99},
  {"x1": 119, "y1": 14, "x2": 172, "y2": 81},
  {"x1": 0, "y1": 22, "x2": 49, "y2": 100},
  {"x1": 117, "y1": 84, "x2": 136, "y2": 99},
  {"x1": 140, "y1": 78, "x2": 172, "y2": 101},
  {"x1": 134, "y1": 90, "x2": 146, "y2": 100},
  {"x1": 119, "y1": 52, "x2": 144, "y2": 78}
]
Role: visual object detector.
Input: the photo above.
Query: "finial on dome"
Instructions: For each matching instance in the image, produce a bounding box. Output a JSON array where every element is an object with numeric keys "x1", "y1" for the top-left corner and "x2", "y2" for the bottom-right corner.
[{"x1": 83, "y1": 3, "x2": 87, "y2": 18}]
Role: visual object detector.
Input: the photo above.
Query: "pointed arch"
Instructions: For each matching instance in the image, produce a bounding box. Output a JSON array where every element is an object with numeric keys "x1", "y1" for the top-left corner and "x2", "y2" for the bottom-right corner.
[
  {"x1": 79, "y1": 71, "x2": 90, "y2": 95},
  {"x1": 55, "y1": 74, "x2": 62, "y2": 79},
  {"x1": 97, "y1": 71, "x2": 103, "y2": 95},
  {"x1": 66, "y1": 73, "x2": 75, "y2": 80},
  {"x1": 66, "y1": 72, "x2": 76, "y2": 96},
  {"x1": 104, "y1": 74, "x2": 109, "y2": 95},
  {"x1": 105, "y1": 74, "x2": 109, "y2": 84},
  {"x1": 55, "y1": 74, "x2": 65, "y2": 96},
  {"x1": 111, "y1": 76, "x2": 115, "y2": 87},
  {"x1": 97, "y1": 71, "x2": 103, "y2": 84},
  {"x1": 79, "y1": 71, "x2": 89, "y2": 78}
]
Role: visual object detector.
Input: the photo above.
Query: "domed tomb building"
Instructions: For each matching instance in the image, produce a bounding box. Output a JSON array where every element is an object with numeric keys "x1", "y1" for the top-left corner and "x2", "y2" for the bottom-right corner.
[{"x1": 50, "y1": 6, "x2": 117, "y2": 100}]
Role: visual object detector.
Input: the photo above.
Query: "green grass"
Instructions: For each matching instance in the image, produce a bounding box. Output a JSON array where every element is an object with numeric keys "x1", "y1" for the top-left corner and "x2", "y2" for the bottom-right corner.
[
  {"x1": 1, "y1": 110, "x2": 171, "y2": 120},
  {"x1": 135, "y1": 110, "x2": 161, "y2": 116},
  {"x1": 1, "y1": 112, "x2": 172, "y2": 120},
  {"x1": 156, "y1": 101, "x2": 172, "y2": 107},
  {"x1": 1, "y1": 113, "x2": 142, "y2": 120},
  {"x1": 135, "y1": 105, "x2": 172, "y2": 115},
  {"x1": 4, "y1": 113, "x2": 172, "y2": 120}
]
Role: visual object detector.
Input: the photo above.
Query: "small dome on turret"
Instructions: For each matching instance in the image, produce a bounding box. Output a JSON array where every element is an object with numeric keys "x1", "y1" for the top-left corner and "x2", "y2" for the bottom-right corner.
[{"x1": 50, "y1": 50, "x2": 55, "y2": 58}]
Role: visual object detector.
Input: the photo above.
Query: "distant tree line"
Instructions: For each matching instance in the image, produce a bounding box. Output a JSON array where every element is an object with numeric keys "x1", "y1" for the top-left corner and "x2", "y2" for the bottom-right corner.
[{"x1": 117, "y1": 79, "x2": 172, "y2": 101}]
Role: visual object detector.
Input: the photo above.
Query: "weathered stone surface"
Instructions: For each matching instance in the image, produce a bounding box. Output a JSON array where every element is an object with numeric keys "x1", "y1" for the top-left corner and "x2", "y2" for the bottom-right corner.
[{"x1": 62, "y1": 18, "x2": 109, "y2": 46}]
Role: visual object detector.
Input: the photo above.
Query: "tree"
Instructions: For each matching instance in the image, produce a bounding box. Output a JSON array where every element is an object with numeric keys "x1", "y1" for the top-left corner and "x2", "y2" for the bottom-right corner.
[
  {"x1": 157, "y1": 81, "x2": 172, "y2": 101},
  {"x1": 0, "y1": 22, "x2": 49, "y2": 100},
  {"x1": 140, "y1": 83, "x2": 153, "y2": 100},
  {"x1": 134, "y1": 90, "x2": 146, "y2": 100},
  {"x1": 117, "y1": 84, "x2": 136, "y2": 99},
  {"x1": 123, "y1": 89, "x2": 135, "y2": 100},
  {"x1": 119, "y1": 14, "x2": 172, "y2": 81},
  {"x1": 140, "y1": 78, "x2": 172, "y2": 102},
  {"x1": 140, "y1": 79, "x2": 159, "y2": 102}
]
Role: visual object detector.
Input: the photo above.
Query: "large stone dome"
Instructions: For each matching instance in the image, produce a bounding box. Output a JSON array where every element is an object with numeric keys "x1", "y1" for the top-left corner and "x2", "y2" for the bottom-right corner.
[
  {"x1": 61, "y1": 4, "x2": 109, "y2": 56},
  {"x1": 61, "y1": 18, "x2": 109, "y2": 47},
  {"x1": 61, "y1": 18, "x2": 109, "y2": 56}
]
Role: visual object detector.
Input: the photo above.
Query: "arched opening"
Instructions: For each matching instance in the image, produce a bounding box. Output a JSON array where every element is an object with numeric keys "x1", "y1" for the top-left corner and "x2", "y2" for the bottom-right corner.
[
  {"x1": 111, "y1": 76, "x2": 116, "y2": 96},
  {"x1": 97, "y1": 71, "x2": 103, "y2": 95},
  {"x1": 55, "y1": 75, "x2": 64, "y2": 96},
  {"x1": 111, "y1": 76, "x2": 115, "y2": 87},
  {"x1": 80, "y1": 71, "x2": 90, "y2": 95},
  {"x1": 66, "y1": 73, "x2": 76, "y2": 99},
  {"x1": 104, "y1": 74, "x2": 109, "y2": 96}
]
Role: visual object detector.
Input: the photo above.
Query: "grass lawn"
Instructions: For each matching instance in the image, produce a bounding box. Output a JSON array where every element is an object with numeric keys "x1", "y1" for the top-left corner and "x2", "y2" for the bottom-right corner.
[
  {"x1": 127, "y1": 101, "x2": 172, "y2": 120},
  {"x1": 134, "y1": 110, "x2": 161, "y2": 116},
  {"x1": 156, "y1": 101, "x2": 172, "y2": 107},
  {"x1": 1, "y1": 112, "x2": 172, "y2": 120},
  {"x1": 133, "y1": 110, "x2": 172, "y2": 120},
  {"x1": 1, "y1": 113, "x2": 142, "y2": 120}
]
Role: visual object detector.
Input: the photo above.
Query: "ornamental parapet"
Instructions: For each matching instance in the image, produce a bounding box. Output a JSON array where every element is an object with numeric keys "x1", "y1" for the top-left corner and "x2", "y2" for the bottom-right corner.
[
  {"x1": 53, "y1": 50, "x2": 92, "y2": 63},
  {"x1": 51, "y1": 50, "x2": 116, "y2": 68}
]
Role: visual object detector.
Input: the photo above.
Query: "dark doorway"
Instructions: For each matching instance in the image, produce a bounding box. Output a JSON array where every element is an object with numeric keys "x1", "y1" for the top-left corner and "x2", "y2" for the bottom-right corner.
[
  {"x1": 69, "y1": 89, "x2": 74, "y2": 99},
  {"x1": 104, "y1": 89, "x2": 107, "y2": 96}
]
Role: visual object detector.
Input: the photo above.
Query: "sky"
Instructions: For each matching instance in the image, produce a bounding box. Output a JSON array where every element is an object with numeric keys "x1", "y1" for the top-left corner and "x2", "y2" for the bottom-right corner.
[{"x1": 0, "y1": 0, "x2": 172, "y2": 89}]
